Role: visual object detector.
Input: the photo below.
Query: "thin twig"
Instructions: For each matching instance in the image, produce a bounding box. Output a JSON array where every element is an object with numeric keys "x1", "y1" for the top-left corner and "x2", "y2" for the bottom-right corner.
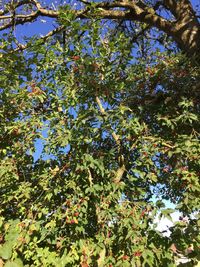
[
  {"x1": 95, "y1": 96, "x2": 125, "y2": 183},
  {"x1": 12, "y1": 25, "x2": 66, "y2": 52},
  {"x1": 96, "y1": 96, "x2": 120, "y2": 145}
]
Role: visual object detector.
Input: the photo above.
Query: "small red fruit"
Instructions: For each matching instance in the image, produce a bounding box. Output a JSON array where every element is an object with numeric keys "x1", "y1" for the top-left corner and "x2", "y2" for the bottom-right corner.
[
  {"x1": 134, "y1": 251, "x2": 142, "y2": 257},
  {"x1": 12, "y1": 128, "x2": 20, "y2": 135},
  {"x1": 91, "y1": 62, "x2": 99, "y2": 71},
  {"x1": 66, "y1": 200, "x2": 71, "y2": 206},
  {"x1": 163, "y1": 167, "x2": 169, "y2": 173},
  {"x1": 140, "y1": 209, "x2": 146, "y2": 218},
  {"x1": 72, "y1": 56, "x2": 80, "y2": 61},
  {"x1": 73, "y1": 66, "x2": 79, "y2": 72},
  {"x1": 122, "y1": 255, "x2": 129, "y2": 260},
  {"x1": 107, "y1": 231, "x2": 111, "y2": 238}
]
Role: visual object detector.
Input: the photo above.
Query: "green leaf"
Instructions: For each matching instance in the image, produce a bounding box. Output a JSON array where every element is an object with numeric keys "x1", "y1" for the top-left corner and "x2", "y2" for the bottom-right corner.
[
  {"x1": 0, "y1": 243, "x2": 12, "y2": 260},
  {"x1": 4, "y1": 259, "x2": 23, "y2": 267}
]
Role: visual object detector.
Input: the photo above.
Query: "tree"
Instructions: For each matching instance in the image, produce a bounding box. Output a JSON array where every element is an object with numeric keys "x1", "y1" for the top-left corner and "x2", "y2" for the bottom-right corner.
[{"x1": 0, "y1": 1, "x2": 200, "y2": 266}]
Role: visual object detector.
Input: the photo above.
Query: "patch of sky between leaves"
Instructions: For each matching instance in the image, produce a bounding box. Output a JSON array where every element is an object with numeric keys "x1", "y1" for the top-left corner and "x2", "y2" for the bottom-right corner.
[{"x1": 32, "y1": 105, "x2": 76, "y2": 162}]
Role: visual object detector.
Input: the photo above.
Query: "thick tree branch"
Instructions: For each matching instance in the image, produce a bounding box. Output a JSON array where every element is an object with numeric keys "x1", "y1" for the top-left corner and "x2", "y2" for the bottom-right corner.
[
  {"x1": 163, "y1": 0, "x2": 197, "y2": 20},
  {"x1": 0, "y1": 0, "x2": 199, "y2": 57},
  {"x1": 0, "y1": 0, "x2": 33, "y2": 16}
]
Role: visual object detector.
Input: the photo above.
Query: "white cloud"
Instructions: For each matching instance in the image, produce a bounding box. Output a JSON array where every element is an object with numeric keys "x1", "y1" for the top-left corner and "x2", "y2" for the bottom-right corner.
[{"x1": 155, "y1": 211, "x2": 181, "y2": 236}]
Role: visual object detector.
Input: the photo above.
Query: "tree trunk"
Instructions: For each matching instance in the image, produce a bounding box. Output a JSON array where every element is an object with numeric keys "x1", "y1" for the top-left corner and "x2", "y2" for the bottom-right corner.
[{"x1": 164, "y1": 0, "x2": 200, "y2": 59}]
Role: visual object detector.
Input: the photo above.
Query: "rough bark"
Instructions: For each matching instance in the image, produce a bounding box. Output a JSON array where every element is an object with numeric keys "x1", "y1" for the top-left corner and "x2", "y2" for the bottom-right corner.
[
  {"x1": 0, "y1": 0, "x2": 199, "y2": 58},
  {"x1": 163, "y1": 0, "x2": 200, "y2": 58}
]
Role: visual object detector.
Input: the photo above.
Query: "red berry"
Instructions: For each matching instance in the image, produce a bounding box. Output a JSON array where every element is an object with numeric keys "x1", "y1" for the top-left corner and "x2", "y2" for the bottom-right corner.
[
  {"x1": 13, "y1": 128, "x2": 19, "y2": 135},
  {"x1": 72, "y1": 56, "x2": 80, "y2": 61},
  {"x1": 73, "y1": 66, "x2": 79, "y2": 72},
  {"x1": 163, "y1": 167, "x2": 169, "y2": 173},
  {"x1": 140, "y1": 209, "x2": 146, "y2": 218},
  {"x1": 134, "y1": 251, "x2": 142, "y2": 257}
]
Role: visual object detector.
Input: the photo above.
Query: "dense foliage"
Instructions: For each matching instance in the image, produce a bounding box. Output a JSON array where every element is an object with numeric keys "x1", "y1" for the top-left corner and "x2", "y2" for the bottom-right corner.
[{"x1": 0, "y1": 4, "x2": 200, "y2": 267}]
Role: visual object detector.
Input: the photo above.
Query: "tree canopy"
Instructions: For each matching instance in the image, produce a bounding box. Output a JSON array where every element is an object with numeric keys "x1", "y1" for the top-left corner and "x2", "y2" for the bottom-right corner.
[{"x1": 0, "y1": 1, "x2": 200, "y2": 266}]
